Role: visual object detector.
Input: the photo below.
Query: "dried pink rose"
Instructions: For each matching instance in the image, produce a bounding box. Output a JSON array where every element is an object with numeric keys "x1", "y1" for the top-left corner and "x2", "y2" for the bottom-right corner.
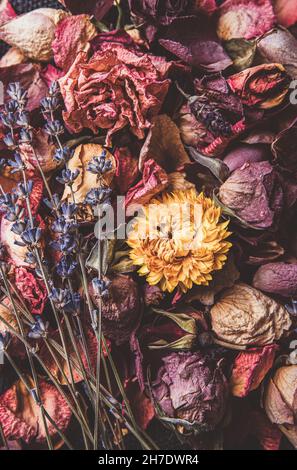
[
  {"x1": 253, "y1": 262, "x2": 297, "y2": 297},
  {"x1": 219, "y1": 162, "x2": 283, "y2": 230},
  {"x1": 217, "y1": 0, "x2": 275, "y2": 40},
  {"x1": 59, "y1": 39, "x2": 173, "y2": 146},
  {"x1": 151, "y1": 351, "x2": 229, "y2": 433}
]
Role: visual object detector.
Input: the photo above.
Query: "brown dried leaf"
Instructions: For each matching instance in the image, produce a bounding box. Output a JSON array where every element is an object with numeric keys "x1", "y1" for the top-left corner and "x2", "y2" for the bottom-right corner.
[{"x1": 139, "y1": 115, "x2": 190, "y2": 173}]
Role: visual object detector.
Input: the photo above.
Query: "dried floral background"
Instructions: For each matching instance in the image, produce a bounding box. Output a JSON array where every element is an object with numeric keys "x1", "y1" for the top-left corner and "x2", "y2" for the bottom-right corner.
[{"x1": 0, "y1": 0, "x2": 297, "y2": 451}]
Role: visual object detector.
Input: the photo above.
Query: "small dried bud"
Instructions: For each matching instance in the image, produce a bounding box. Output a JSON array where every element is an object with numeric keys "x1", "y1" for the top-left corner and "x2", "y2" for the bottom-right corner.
[
  {"x1": 210, "y1": 283, "x2": 291, "y2": 348},
  {"x1": 264, "y1": 365, "x2": 297, "y2": 448},
  {"x1": 253, "y1": 262, "x2": 297, "y2": 297}
]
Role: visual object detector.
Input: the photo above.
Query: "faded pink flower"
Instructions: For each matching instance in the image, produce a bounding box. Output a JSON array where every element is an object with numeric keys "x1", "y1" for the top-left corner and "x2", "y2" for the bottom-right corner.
[{"x1": 59, "y1": 37, "x2": 174, "y2": 146}]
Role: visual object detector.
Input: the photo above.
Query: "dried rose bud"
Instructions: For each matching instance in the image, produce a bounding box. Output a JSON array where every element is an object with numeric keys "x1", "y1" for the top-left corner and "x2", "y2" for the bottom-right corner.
[
  {"x1": 0, "y1": 8, "x2": 68, "y2": 62},
  {"x1": 210, "y1": 283, "x2": 291, "y2": 348},
  {"x1": 143, "y1": 284, "x2": 165, "y2": 307},
  {"x1": 227, "y1": 64, "x2": 290, "y2": 110},
  {"x1": 90, "y1": 274, "x2": 140, "y2": 346},
  {"x1": 219, "y1": 162, "x2": 283, "y2": 230},
  {"x1": 151, "y1": 351, "x2": 228, "y2": 433},
  {"x1": 253, "y1": 262, "x2": 297, "y2": 297},
  {"x1": 264, "y1": 365, "x2": 297, "y2": 448}
]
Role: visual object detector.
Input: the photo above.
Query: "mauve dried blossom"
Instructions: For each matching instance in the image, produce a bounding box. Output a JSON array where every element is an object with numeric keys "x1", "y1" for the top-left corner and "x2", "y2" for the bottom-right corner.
[
  {"x1": 253, "y1": 262, "x2": 297, "y2": 297},
  {"x1": 210, "y1": 283, "x2": 291, "y2": 348},
  {"x1": 151, "y1": 351, "x2": 228, "y2": 433},
  {"x1": 219, "y1": 162, "x2": 283, "y2": 230}
]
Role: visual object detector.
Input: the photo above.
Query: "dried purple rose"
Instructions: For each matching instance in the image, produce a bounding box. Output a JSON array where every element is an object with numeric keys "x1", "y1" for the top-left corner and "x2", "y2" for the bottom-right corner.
[
  {"x1": 219, "y1": 162, "x2": 283, "y2": 230},
  {"x1": 151, "y1": 351, "x2": 228, "y2": 433},
  {"x1": 253, "y1": 262, "x2": 297, "y2": 297}
]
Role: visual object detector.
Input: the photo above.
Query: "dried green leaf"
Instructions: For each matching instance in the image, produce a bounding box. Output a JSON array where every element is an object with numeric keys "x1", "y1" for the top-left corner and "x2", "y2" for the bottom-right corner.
[{"x1": 225, "y1": 38, "x2": 257, "y2": 72}]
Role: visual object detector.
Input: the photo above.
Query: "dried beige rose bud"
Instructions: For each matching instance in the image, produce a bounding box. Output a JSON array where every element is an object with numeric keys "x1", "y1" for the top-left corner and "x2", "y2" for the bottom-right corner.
[
  {"x1": 0, "y1": 8, "x2": 68, "y2": 62},
  {"x1": 264, "y1": 365, "x2": 297, "y2": 448},
  {"x1": 210, "y1": 283, "x2": 291, "y2": 348}
]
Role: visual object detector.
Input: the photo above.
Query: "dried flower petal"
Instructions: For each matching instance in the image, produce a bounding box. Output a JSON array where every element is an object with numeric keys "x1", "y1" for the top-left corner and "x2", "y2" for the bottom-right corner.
[
  {"x1": 53, "y1": 14, "x2": 97, "y2": 71},
  {"x1": 219, "y1": 162, "x2": 283, "y2": 230},
  {"x1": 231, "y1": 345, "x2": 278, "y2": 397},
  {"x1": 0, "y1": 377, "x2": 71, "y2": 444},
  {"x1": 139, "y1": 115, "x2": 190, "y2": 173}
]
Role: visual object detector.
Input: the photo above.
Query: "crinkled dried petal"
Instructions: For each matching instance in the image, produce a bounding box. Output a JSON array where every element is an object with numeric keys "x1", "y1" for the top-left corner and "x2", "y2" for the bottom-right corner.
[
  {"x1": 231, "y1": 345, "x2": 277, "y2": 397},
  {"x1": 125, "y1": 159, "x2": 169, "y2": 213},
  {"x1": 0, "y1": 47, "x2": 26, "y2": 67},
  {"x1": 159, "y1": 17, "x2": 232, "y2": 72},
  {"x1": 14, "y1": 267, "x2": 47, "y2": 315},
  {"x1": 114, "y1": 147, "x2": 139, "y2": 195},
  {"x1": 53, "y1": 14, "x2": 97, "y2": 71},
  {"x1": 0, "y1": 1, "x2": 16, "y2": 27},
  {"x1": 219, "y1": 162, "x2": 283, "y2": 230},
  {"x1": 0, "y1": 377, "x2": 71, "y2": 444},
  {"x1": 0, "y1": 63, "x2": 48, "y2": 111},
  {"x1": 20, "y1": 130, "x2": 58, "y2": 174},
  {"x1": 210, "y1": 283, "x2": 292, "y2": 347}
]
